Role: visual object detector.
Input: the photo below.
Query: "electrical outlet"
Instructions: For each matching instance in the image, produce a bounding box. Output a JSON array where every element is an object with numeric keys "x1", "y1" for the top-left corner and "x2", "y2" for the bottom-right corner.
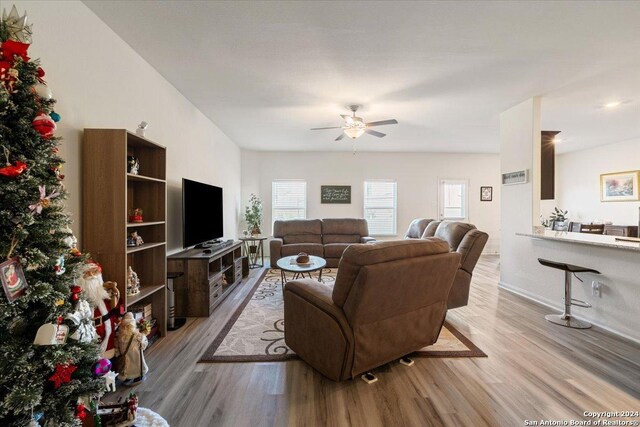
[{"x1": 591, "y1": 280, "x2": 602, "y2": 297}]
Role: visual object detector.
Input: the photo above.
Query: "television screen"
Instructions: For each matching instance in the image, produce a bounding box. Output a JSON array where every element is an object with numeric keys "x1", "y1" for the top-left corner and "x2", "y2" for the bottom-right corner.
[{"x1": 182, "y1": 178, "x2": 223, "y2": 248}]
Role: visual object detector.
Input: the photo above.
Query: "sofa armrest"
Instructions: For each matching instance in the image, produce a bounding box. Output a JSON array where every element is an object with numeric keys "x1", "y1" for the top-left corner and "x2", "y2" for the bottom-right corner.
[
  {"x1": 270, "y1": 238, "x2": 283, "y2": 267},
  {"x1": 283, "y1": 279, "x2": 354, "y2": 381},
  {"x1": 361, "y1": 236, "x2": 376, "y2": 244}
]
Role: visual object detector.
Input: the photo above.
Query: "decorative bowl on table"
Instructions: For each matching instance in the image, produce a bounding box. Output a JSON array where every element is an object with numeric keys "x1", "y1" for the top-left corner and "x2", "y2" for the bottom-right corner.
[{"x1": 295, "y1": 252, "x2": 310, "y2": 264}]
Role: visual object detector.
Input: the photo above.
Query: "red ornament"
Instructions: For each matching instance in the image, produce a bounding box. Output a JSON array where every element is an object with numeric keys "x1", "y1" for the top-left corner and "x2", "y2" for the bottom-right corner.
[
  {"x1": 75, "y1": 403, "x2": 88, "y2": 421},
  {"x1": 0, "y1": 161, "x2": 27, "y2": 177},
  {"x1": 49, "y1": 362, "x2": 77, "y2": 389},
  {"x1": 0, "y1": 40, "x2": 30, "y2": 62},
  {"x1": 37, "y1": 67, "x2": 45, "y2": 82},
  {"x1": 32, "y1": 113, "x2": 56, "y2": 139},
  {"x1": 70, "y1": 285, "x2": 82, "y2": 302}
]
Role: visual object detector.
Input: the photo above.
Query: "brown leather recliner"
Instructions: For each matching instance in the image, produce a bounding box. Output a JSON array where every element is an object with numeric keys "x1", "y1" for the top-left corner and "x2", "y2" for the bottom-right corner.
[
  {"x1": 283, "y1": 239, "x2": 461, "y2": 381},
  {"x1": 420, "y1": 220, "x2": 488, "y2": 309},
  {"x1": 404, "y1": 218, "x2": 435, "y2": 239}
]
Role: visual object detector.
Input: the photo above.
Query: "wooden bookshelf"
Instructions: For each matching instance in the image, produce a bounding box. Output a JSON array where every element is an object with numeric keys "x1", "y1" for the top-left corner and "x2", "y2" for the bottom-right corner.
[{"x1": 83, "y1": 129, "x2": 167, "y2": 337}]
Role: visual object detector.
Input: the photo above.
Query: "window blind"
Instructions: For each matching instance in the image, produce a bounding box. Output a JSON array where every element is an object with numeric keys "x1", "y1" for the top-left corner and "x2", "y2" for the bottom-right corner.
[
  {"x1": 364, "y1": 180, "x2": 397, "y2": 236},
  {"x1": 272, "y1": 181, "x2": 307, "y2": 225}
]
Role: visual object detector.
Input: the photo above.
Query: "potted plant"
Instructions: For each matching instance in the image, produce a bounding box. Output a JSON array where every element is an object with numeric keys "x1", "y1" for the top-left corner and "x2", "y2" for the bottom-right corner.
[
  {"x1": 244, "y1": 193, "x2": 263, "y2": 236},
  {"x1": 549, "y1": 207, "x2": 569, "y2": 231}
]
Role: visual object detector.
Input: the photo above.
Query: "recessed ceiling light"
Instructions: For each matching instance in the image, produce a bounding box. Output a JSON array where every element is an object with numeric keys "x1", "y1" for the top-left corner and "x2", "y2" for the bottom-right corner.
[{"x1": 603, "y1": 101, "x2": 621, "y2": 109}]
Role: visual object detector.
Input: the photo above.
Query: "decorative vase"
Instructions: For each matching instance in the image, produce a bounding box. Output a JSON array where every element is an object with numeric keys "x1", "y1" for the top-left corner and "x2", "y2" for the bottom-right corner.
[{"x1": 251, "y1": 226, "x2": 261, "y2": 236}]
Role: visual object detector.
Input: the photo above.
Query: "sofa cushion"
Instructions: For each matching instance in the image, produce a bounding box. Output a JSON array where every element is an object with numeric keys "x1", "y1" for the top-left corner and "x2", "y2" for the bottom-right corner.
[
  {"x1": 322, "y1": 218, "x2": 368, "y2": 236},
  {"x1": 323, "y1": 234, "x2": 361, "y2": 244},
  {"x1": 404, "y1": 218, "x2": 434, "y2": 239},
  {"x1": 324, "y1": 243, "x2": 353, "y2": 259},
  {"x1": 274, "y1": 219, "x2": 322, "y2": 238},
  {"x1": 434, "y1": 221, "x2": 477, "y2": 251},
  {"x1": 332, "y1": 238, "x2": 450, "y2": 307},
  {"x1": 283, "y1": 234, "x2": 322, "y2": 245},
  {"x1": 422, "y1": 220, "x2": 440, "y2": 237},
  {"x1": 281, "y1": 243, "x2": 324, "y2": 258}
]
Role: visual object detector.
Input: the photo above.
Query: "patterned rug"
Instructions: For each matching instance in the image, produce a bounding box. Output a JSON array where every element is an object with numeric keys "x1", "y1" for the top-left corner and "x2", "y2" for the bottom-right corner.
[{"x1": 200, "y1": 268, "x2": 486, "y2": 362}]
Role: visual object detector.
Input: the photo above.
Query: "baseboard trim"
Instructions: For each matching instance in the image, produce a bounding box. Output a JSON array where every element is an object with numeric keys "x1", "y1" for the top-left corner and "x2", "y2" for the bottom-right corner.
[{"x1": 498, "y1": 281, "x2": 640, "y2": 345}]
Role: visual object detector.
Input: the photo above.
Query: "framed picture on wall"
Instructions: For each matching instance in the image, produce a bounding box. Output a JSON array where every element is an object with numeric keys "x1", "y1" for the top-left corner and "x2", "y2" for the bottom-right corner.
[
  {"x1": 480, "y1": 186, "x2": 493, "y2": 202},
  {"x1": 321, "y1": 185, "x2": 351, "y2": 204},
  {"x1": 600, "y1": 171, "x2": 640, "y2": 202}
]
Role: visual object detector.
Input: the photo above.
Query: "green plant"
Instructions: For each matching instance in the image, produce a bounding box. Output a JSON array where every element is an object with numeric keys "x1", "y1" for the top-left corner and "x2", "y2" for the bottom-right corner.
[
  {"x1": 549, "y1": 207, "x2": 568, "y2": 222},
  {"x1": 244, "y1": 193, "x2": 263, "y2": 233}
]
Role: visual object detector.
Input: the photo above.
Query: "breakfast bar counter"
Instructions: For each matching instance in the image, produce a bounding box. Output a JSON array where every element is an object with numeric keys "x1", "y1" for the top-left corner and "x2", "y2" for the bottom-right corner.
[{"x1": 517, "y1": 230, "x2": 640, "y2": 252}]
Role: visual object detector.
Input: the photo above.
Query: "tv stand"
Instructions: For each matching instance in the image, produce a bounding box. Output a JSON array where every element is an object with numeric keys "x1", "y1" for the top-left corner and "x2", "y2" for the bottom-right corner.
[{"x1": 168, "y1": 241, "x2": 248, "y2": 317}]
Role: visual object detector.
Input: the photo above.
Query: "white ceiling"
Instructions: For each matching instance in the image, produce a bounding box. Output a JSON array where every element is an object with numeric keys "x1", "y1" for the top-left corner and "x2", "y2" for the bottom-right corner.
[{"x1": 84, "y1": 1, "x2": 640, "y2": 154}]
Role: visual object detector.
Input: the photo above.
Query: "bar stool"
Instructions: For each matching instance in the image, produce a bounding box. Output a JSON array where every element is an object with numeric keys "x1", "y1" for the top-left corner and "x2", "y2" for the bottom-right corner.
[{"x1": 538, "y1": 258, "x2": 600, "y2": 329}]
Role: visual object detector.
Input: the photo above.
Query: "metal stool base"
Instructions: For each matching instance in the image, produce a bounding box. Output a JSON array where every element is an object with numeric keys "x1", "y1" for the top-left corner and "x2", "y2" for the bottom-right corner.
[{"x1": 545, "y1": 314, "x2": 592, "y2": 329}]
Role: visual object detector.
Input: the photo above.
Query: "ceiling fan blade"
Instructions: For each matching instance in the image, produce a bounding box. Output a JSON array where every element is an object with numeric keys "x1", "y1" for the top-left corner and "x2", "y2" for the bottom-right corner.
[
  {"x1": 340, "y1": 114, "x2": 351, "y2": 120},
  {"x1": 365, "y1": 129, "x2": 386, "y2": 138},
  {"x1": 335, "y1": 133, "x2": 345, "y2": 141},
  {"x1": 310, "y1": 126, "x2": 342, "y2": 130},
  {"x1": 366, "y1": 119, "x2": 398, "y2": 127}
]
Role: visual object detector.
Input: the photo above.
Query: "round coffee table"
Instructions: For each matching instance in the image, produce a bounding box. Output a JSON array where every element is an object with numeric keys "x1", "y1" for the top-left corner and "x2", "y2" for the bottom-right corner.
[{"x1": 276, "y1": 255, "x2": 327, "y2": 286}]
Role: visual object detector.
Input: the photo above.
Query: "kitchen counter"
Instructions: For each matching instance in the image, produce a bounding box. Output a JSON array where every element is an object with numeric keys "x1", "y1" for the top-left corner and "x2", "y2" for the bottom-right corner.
[{"x1": 517, "y1": 229, "x2": 640, "y2": 252}]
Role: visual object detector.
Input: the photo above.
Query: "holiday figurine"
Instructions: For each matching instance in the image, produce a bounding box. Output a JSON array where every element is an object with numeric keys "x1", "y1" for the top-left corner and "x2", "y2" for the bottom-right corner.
[
  {"x1": 128, "y1": 208, "x2": 143, "y2": 223},
  {"x1": 126, "y1": 231, "x2": 144, "y2": 247},
  {"x1": 126, "y1": 266, "x2": 140, "y2": 296},
  {"x1": 115, "y1": 312, "x2": 148, "y2": 385},
  {"x1": 75, "y1": 262, "x2": 121, "y2": 358},
  {"x1": 66, "y1": 298, "x2": 97, "y2": 343},
  {"x1": 127, "y1": 156, "x2": 139, "y2": 175}
]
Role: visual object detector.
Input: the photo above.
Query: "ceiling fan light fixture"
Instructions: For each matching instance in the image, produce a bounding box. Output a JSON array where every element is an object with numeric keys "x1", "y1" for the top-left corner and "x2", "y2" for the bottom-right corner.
[{"x1": 344, "y1": 127, "x2": 366, "y2": 139}]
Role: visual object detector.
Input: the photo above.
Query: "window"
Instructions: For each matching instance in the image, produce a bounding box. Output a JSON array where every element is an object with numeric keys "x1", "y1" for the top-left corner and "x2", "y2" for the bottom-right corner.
[
  {"x1": 364, "y1": 180, "x2": 397, "y2": 236},
  {"x1": 272, "y1": 181, "x2": 307, "y2": 226},
  {"x1": 438, "y1": 179, "x2": 468, "y2": 220}
]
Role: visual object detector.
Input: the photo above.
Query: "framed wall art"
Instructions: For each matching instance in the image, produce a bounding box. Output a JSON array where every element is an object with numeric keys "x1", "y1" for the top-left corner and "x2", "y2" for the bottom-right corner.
[
  {"x1": 480, "y1": 186, "x2": 493, "y2": 202},
  {"x1": 321, "y1": 185, "x2": 351, "y2": 204},
  {"x1": 600, "y1": 171, "x2": 639, "y2": 202}
]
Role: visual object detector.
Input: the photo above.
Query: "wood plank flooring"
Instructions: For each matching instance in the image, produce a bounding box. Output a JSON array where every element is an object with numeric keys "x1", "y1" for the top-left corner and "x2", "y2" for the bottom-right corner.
[{"x1": 114, "y1": 256, "x2": 640, "y2": 426}]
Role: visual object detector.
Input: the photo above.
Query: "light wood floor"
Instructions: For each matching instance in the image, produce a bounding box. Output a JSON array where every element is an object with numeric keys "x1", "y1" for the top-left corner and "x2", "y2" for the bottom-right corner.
[{"x1": 116, "y1": 256, "x2": 640, "y2": 426}]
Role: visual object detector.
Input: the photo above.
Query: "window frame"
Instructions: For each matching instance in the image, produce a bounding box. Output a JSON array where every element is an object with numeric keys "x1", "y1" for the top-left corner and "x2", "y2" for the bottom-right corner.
[
  {"x1": 271, "y1": 180, "x2": 307, "y2": 231},
  {"x1": 438, "y1": 178, "x2": 469, "y2": 221},
  {"x1": 363, "y1": 179, "x2": 398, "y2": 237}
]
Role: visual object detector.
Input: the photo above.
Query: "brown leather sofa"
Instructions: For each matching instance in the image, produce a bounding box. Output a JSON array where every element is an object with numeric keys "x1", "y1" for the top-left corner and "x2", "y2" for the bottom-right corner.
[
  {"x1": 405, "y1": 219, "x2": 488, "y2": 309},
  {"x1": 270, "y1": 218, "x2": 375, "y2": 268},
  {"x1": 283, "y1": 239, "x2": 461, "y2": 381}
]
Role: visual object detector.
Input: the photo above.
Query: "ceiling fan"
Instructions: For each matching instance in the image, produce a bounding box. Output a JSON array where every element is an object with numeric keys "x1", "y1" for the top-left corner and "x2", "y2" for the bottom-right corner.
[{"x1": 310, "y1": 105, "x2": 398, "y2": 141}]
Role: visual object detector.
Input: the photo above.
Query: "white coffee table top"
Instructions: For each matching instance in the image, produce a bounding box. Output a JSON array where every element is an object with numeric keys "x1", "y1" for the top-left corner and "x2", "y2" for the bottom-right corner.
[{"x1": 276, "y1": 255, "x2": 327, "y2": 273}]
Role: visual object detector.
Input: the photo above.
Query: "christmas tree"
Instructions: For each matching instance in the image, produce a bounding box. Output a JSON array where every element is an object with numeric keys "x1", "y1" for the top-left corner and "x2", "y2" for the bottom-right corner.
[{"x1": 0, "y1": 6, "x2": 105, "y2": 426}]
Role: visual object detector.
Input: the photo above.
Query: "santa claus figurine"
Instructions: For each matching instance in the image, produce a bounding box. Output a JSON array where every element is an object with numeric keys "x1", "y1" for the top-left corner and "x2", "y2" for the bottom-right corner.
[{"x1": 76, "y1": 262, "x2": 121, "y2": 359}]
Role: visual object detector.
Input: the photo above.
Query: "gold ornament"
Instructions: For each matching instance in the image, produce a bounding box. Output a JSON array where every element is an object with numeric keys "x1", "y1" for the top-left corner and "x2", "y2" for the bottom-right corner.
[{"x1": 2, "y1": 6, "x2": 33, "y2": 43}]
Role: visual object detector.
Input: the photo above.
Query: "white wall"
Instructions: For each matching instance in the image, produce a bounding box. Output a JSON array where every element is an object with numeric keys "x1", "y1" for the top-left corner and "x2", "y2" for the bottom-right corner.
[
  {"x1": 554, "y1": 138, "x2": 640, "y2": 225},
  {"x1": 500, "y1": 99, "x2": 640, "y2": 343},
  {"x1": 241, "y1": 150, "x2": 501, "y2": 254},
  {"x1": 15, "y1": 1, "x2": 242, "y2": 253}
]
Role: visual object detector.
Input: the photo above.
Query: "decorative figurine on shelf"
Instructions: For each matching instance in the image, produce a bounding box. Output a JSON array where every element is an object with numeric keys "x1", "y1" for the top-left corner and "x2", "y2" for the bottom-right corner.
[
  {"x1": 128, "y1": 208, "x2": 143, "y2": 223},
  {"x1": 127, "y1": 156, "x2": 140, "y2": 175},
  {"x1": 136, "y1": 121, "x2": 148, "y2": 137},
  {"x1": 76, "y1": 262, "x2": 121, "y2": 358},
  {"x1": 127, "y1": 266, "x2": 140, "y2": 296},
  {"x1": 127, "y1": 231, "x2": 144, "y2": 247},
  {"x1": 115, "y1": 312, "x2": 148, "y2": 386}
]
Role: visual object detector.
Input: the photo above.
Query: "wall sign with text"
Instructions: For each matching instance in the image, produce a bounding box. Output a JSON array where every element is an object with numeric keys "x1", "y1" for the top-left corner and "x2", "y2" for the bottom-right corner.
[{"x1": 321, "y1": 186, "x2": 351, "y2": 204}]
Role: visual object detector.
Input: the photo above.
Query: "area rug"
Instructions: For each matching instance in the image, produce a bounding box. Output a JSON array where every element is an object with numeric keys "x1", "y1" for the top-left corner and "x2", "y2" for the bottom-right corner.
[{"x1": 200, "y1": 269, "x2": 486, "y2": 362}]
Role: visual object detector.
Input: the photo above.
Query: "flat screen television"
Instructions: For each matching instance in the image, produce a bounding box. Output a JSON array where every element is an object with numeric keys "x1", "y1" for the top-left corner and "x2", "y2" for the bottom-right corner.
[{"x1": 182, "y1": 178, "x2": 223, "y2": 248}]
